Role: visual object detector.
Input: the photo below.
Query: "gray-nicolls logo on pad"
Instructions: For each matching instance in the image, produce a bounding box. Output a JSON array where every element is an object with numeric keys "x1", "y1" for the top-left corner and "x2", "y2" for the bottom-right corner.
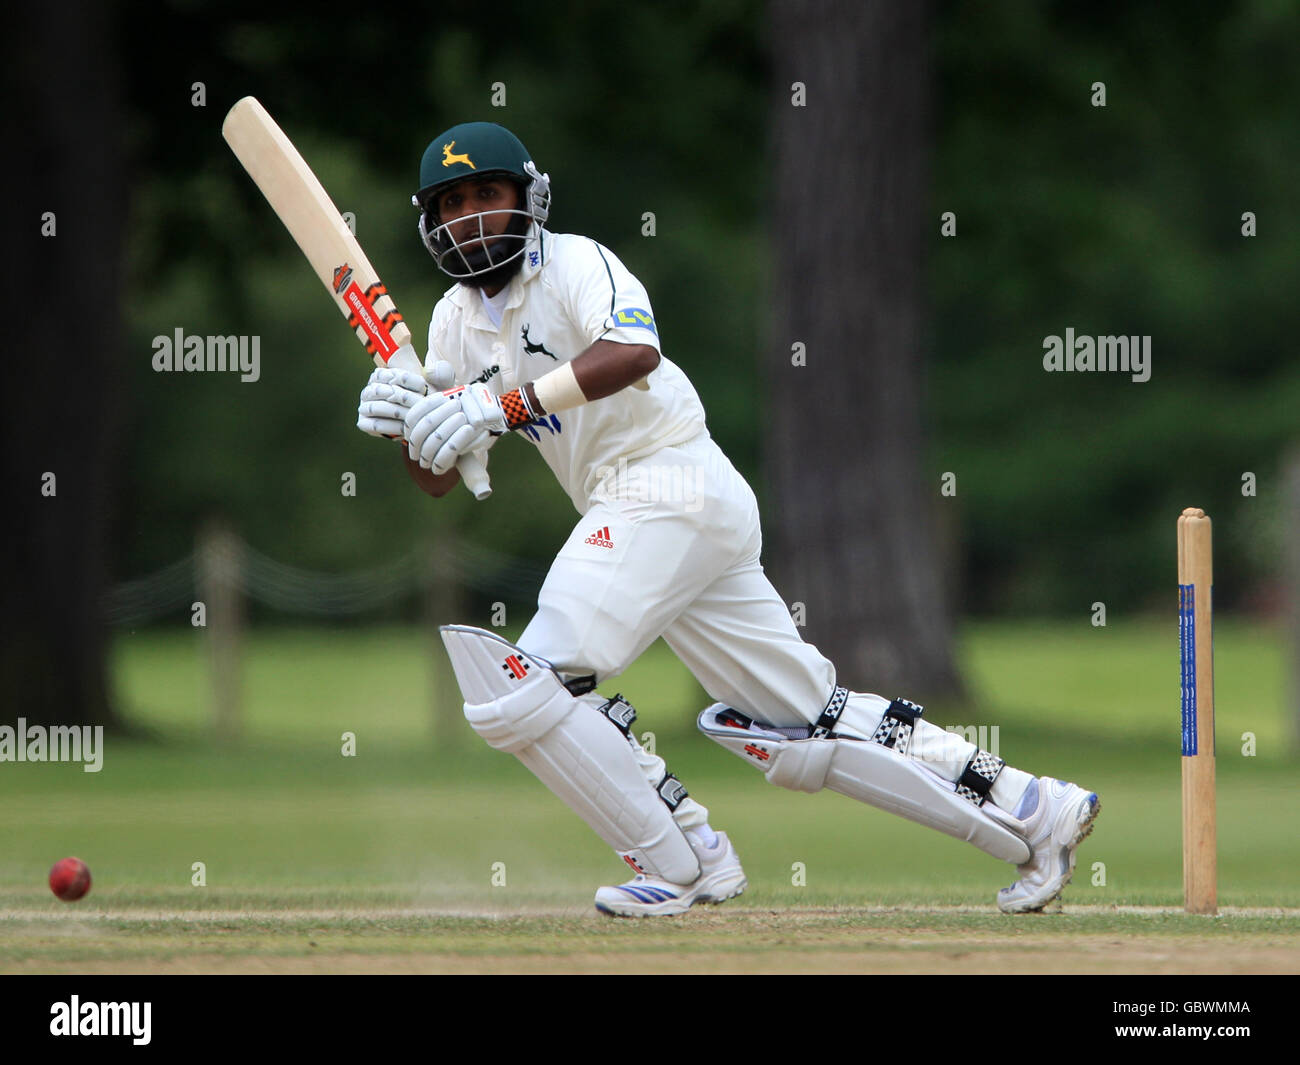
[
  {"x1": 50, "y1": 997, "x2": 151, "y2": 1045},
  {"x1": 501, "y1": 654, "x2": 532, "y2": 680}
]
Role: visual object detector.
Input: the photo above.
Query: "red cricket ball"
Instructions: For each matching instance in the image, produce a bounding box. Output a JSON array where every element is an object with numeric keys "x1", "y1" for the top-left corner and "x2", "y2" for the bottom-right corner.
[{"x1": 49, "y1": 857, "x2": 92, "y2": 902}]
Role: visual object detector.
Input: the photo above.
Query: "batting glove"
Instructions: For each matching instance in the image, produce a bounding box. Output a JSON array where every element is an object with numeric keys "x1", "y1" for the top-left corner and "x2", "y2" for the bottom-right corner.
[
  {"x1": 404, "y1": 388, "x2": 491, "y2": 475},
  {"x1": 458, "y1": 383, "x2": 515, "y2": 436},
  {"x1": 357, "y1": 367, "x2": 428, "y2": 439}
]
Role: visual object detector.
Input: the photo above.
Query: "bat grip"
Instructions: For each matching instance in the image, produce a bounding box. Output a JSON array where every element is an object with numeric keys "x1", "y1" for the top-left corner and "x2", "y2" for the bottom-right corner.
[
  {"x1": 383, "y1": 344, "x2": 492, "y2": 501},
  {"x1": 458, "y1": 451, "x2": 492, "y2": 500}
]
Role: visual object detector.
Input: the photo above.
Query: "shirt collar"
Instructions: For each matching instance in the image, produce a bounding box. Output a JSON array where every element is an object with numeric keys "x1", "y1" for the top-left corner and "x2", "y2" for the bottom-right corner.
[{"x1": 448, "y1": 226, "x2": 549, "y2": 327}]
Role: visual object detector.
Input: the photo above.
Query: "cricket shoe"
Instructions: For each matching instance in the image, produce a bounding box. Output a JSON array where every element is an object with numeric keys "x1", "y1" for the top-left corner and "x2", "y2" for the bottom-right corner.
[
  {"x1": 594, "y1": 831, "x2": 747, "y2": 917},
  {"x1": 996, "y1": 777, "x2": 1100, "y2": 913}
]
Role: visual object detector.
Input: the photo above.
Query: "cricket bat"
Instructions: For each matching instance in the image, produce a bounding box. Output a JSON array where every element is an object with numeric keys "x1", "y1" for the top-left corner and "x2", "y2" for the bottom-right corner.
[{"x1": 221, "y1": 95, "x2": 491, "y2": 499}]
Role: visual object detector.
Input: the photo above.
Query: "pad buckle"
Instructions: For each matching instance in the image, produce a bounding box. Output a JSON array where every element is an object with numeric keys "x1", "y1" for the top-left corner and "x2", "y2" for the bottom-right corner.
[
  {"x1": 956, "y1": 750, "x2": 1005, "y2": 806},
  {"x1": 656, "y1": 773, "x2": 688, "y2": 810},
  {"x1": 597, "y1": 693, "x2": 637, "y2": 735},
  {"x1": 871, "y1": 697, "x2": 924, "y2": 755},
  {"x1": 811, "y1": 686, "x2": 850, "y2": 739},
  {"x1": 564, "y1": 673, "x2": 597, "y2": 696}
]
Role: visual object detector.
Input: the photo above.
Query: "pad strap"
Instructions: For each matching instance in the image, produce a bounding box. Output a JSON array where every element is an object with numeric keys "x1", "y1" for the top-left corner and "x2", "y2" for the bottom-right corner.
[
  {"x1": 870, "y1": 698, "x2": 924, "y2": 756},
  {"x1": 596, "y1": 693, "x2": 637, "y2": 736},
  {"x1": 563, "y1": 673, "x2": 597, "y2": 696},
  {"x1": 811, "y1": 686, "x2": 850, "y2": 739},
  {"x1": 956, "y1": 750, "x2": 1005, "y2": 806},
  {"x1": 595, "y1": 695, "x2": 688, "y2": 813},
  {"x1": 656, "y1": 773, "x2": 688, "y2": 811}
]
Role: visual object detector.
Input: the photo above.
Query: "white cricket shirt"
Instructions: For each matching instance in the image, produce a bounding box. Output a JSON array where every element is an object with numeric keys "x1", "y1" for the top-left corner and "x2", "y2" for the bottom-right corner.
[{"x1": 425, "y1": 228, "x2": 709, "y2": 513}]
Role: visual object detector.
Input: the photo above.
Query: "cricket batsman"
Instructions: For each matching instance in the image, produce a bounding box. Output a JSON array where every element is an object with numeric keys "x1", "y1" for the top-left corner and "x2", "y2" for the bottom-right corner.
[{"x1": 355, "y1": 122, "x2": 1100, "y2": 916}]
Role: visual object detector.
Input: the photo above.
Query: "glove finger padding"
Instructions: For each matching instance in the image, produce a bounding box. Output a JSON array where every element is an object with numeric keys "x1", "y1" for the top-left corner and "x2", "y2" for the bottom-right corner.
[
  {"x1": 416, "y1": 409, "x2": 471, "y2": 469},
  {"x1": 405, "y1": 391, "x2": 460, "y2": 457},
  {"x1": 357, "y1": 367, "x2": 429, "y2": 440},
  {"x1": 360, "y1": 368, "x2": 427, "y2": 406},
  {"x1": 357, "y1": 413, "x2": 407, "y2": 439},
  {"x1": 405, "y1": 389, "x2": 458, "y2": 425},
  {"x1": 359, "y1": 398, "x2": 414, "y2": 421},
  {"x1": 430, "y1": 423, "x2": 493, "y2": 476}
]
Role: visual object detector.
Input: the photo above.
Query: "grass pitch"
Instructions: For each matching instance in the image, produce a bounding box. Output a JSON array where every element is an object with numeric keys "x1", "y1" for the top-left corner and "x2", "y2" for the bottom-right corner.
[
  {"x1": 1, "y1": 619, "x2": 1296, "y2": 974},
  {"x1": 5, "y1": 904, "x2": 1297, "y2": 975}
]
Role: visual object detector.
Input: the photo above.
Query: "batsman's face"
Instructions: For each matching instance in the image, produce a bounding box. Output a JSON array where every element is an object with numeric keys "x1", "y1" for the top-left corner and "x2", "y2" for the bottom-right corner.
[{"x1": 436, "y1": 177, "x2": 521, "y2": 249}]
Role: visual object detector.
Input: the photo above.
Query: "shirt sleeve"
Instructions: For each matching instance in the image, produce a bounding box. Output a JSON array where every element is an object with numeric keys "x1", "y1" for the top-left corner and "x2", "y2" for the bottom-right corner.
[{"x1": 562, "y1": 238, "x2": 663, "y2": 353}]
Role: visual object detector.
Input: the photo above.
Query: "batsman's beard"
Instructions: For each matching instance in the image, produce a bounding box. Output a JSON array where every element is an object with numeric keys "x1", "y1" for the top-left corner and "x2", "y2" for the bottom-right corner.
[{"x1": 434, "y1": 211, "x2": 532, "y2": 288}]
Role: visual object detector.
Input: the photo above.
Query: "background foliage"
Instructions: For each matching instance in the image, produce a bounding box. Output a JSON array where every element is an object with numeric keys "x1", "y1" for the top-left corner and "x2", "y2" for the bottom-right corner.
[{"x1": 109, "y1": 0, "x2": 1300, "y2": 620}]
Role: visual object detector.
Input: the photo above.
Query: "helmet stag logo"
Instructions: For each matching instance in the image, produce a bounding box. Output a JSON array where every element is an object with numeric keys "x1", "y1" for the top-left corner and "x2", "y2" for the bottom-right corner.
[{"x1": 441, "y1": 142, "x2": 476, "y2": 169}]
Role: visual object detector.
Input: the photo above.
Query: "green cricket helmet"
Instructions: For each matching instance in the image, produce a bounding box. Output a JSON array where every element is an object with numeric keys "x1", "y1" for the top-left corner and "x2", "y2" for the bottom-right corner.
[{"x1": 411, "y1": 122, "x2": 551, "y2": 282}]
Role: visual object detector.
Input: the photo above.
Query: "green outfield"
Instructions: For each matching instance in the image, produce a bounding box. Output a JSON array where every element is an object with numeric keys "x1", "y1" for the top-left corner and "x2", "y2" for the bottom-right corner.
[{"x1": 2, "y1": 620, "x2": 1297, "y2": 973}]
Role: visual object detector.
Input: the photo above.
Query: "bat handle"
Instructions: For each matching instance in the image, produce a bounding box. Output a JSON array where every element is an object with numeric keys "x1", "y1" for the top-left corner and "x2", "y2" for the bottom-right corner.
[
  {"x1": 458, "y1": 451, "x2": 492, "y2": 500},
  {"x1": 383, "y1": 344, "x2": 492, "y2": 501}
]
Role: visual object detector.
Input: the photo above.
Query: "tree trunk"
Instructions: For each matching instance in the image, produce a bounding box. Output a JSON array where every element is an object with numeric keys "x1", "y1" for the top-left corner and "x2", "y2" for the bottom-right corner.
[
  {"x1": 3, "y1": 3, "x2": 125, "y2": 728},
  {"x1": 766, "y1": 0, "x2": 962, "y2": 699}
]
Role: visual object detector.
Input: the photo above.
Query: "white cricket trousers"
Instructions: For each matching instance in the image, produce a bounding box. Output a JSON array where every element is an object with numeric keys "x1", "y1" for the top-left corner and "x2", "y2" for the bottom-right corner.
[{"x1": 518, "y1": 434, "x2": 837, "y2": 830}]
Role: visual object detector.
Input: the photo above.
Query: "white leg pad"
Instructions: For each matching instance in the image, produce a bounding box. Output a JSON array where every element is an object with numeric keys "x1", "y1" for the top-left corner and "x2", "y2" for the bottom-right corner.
[
  {"x1": 698, "y1": 704, "x2": 1031, "y2": 864},
  {"x1": 442, "y1": 625, "x2": 701, "y2": 883}
]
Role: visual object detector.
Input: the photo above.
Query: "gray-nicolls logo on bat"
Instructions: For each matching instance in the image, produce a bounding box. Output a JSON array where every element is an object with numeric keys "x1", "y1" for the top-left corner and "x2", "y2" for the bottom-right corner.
[{"x1": 521, "y1": 324, "x2": 557, "y2": 360}]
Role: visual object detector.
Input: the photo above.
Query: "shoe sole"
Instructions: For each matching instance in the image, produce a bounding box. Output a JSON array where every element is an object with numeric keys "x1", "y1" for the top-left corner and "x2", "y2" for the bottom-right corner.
[
  {"x1": 595, "y1": 873, "x2": 747, "y2": 918},
  {"x1": 1000, "y1": 793, "x2": 1101, "y2": 914}
]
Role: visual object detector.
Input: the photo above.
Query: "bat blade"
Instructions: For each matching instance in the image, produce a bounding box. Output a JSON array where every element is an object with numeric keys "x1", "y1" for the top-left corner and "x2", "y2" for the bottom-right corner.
[{"x1": 221, "y1": 96, "x2": 490, "y2": 497}]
